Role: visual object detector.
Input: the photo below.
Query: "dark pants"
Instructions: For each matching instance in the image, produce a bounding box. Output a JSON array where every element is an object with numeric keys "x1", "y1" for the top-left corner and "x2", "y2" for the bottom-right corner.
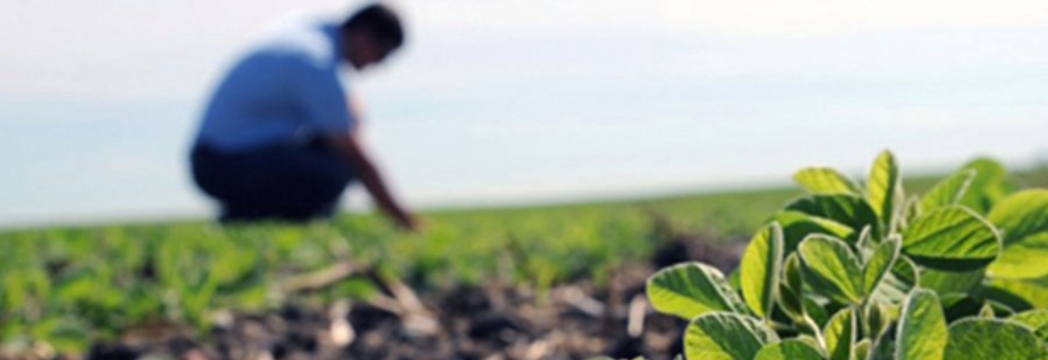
[{"x1": 191, "y1": 140, "x2": 355, "y2": 222}]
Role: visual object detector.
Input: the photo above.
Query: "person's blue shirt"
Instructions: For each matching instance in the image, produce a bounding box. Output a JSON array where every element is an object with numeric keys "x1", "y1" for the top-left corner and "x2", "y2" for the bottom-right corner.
[{"x1": 196, "y1": 20, "x2": 355, "y2": 153}]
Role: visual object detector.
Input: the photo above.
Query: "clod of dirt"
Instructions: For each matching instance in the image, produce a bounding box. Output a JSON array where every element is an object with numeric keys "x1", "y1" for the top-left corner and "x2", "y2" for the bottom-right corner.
[
  {"x1": 604, "y1": 335, "x2": 645, "y2": 359},
  {"x1": 467, "y1": 313, "x2": 530, "y2": 346},
  {"x1": 85, "y1": 343, "x2": 138, "y2": 360},
  {"x1": 348, "y1": 304, "x2": 399, "y2": 332},
  {"x1": 439, "y1": 285, "x2": 492, "y2": 315}
]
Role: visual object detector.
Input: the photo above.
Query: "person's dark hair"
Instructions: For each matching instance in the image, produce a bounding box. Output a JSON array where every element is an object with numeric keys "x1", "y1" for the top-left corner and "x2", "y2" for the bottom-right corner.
[{"x1": 342, "y1": 3, "x2": 405, "y2": 53}]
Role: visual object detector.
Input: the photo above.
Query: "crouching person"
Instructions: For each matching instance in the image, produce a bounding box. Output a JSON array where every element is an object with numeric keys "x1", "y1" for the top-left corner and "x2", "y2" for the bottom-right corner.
[{"x1": 190, "y1": 4, "x2": 417, "y2": 230}]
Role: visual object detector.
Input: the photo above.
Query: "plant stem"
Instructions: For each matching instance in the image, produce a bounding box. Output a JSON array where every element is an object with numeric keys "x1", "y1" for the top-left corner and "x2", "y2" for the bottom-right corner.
[{"x1": 803, "y1": 314, "x2": 828, "y2": 352}]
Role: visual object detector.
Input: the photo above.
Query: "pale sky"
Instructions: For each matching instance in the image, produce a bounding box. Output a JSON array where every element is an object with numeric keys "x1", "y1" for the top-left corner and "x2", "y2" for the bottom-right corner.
[
  {"x1": 3, "y1": 0, "x2": 1046, "y2": 98},
  {"x1": 2, "y1": 1, "x2": 1047, "y2": 226}
]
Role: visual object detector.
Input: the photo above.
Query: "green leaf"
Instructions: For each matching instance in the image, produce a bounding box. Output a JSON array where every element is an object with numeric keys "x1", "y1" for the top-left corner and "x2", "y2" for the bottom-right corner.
[
  {"x1": 784, "y1": 253, "x2": 804, "y2": 297},
  {"x1": 869, "y1": 326, "x2": 897, "y2": 360},
  {"x1": 853, "y1": 340, "x2": 872, "y2": 360},
  {"x1": 1009, "y1": 310, "x2": 1048, "y2": 341},
  {"x1": 798, "y1": 235, "x2": 863, "y2": 304},
  {"x1": 989, "y1": 232, "x2": 1048, "y2": 280},
  {"x1": 863, "y1": 237, "x2": 901, "y2": 297},
  {"x1": 741, "y1": 224, "x2": 785, "y2": 319},
  {"x1": 777, "y1": 284, "x2": 804, "y2": 325},
  {"x1": 978, "y1": 303, "x2": 996, "y2": 318},
  {"x1": 779, "y1": 254, "x2": 805, "y2": 321},
  {"x1": 754, "y1": 339, "x2": 826, "y2": 360},
  {"x1": 944, "y1": 318, "x2": 1046, "y2": 360},
  {"x1": 986, "y1": 300, "x2": 1016, "y2": 318},
  {"x1": 824, "y1": 308, "x2": 857, "y2": 360},
  {"x1": 730, "y1": 267, "x2": 742, "y2": 291},
  {"x1": 855, "y1": 226, "x2": 875, "y2": 261},
  {"x1": 775, "y1": 211, "x2": 855, "y2": 252},
  {"x1": 988, "y1": 190, "x2": 1048, "y2": 246},
  {"x1": 684, "y1": 312, "x2": 780, "y2": 360},
  {"x1": 647, "y1": 263, "x2": 745, "y2": 320},
  {"x1": 805, "y1": 297, "x2": 832, "y2": 328},
  {"x1": 55, "y1": 273, "x2": 101, "y2": 304},
  {"x1": 795, "y1": 167, "x2": 862, "y2": 195},
  {"x1": 986, "y1": 190, "x2": 1048, "y2": 280},
  {"x1": 865, "y1": 303, "x2": 896, "y2": 341},
  {"x1": 895, "y1": 288, "x2": 947, "y2": 360},
  {"x1": 786, "y1": 195, "x2": 882, "y2": 242},
  {"x1": 901, "y1": 207, "x2": 1001, "y2": 271},
  {"x1": 958, "y1": 158, "x2": 1019, "y2": 215},
  {"x1": 795, "y1": 335, "x2": 823, "y2": 351},
  {"x1": 902, "y1": 195, "x2": 921, "y2": 228},
  {"x1": 29, "y1": 316, "x2": 90, "y2": 353},
  {"x1": 868, "y1": 150, "x2": 904, "y2": 234},
  {"x1": 988, "y1": 274, "x2": 1048, "y2": 310},
  {"x1": 919, "y1": 169, "x2": 976, "y2": 213},
  {"x1": 920, "y1": 268, "x2": 985, "y2": 295}
]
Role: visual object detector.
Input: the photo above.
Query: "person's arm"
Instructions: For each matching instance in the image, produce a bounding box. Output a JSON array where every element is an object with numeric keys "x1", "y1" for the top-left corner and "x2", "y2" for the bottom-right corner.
[{"x1": 325, "y1": 132, "x2": 418, "y2": 231}]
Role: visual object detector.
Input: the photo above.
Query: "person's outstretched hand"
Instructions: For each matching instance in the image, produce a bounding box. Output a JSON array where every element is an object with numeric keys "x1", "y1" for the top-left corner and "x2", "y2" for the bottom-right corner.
[{"x1": 395, "y1": 212, "x2": 425, "y2": 233}]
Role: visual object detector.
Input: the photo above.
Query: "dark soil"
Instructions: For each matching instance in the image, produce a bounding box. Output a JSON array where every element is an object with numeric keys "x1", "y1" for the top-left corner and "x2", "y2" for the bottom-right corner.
[{"x1": 77, "y1": 233, "x2": 743, "y2": 360}]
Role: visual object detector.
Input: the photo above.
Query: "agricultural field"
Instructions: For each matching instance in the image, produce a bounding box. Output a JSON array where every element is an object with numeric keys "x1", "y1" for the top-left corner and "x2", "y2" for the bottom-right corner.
[{"x1": 1, "y1": 157, "x2": 1046, "y2": 360}]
